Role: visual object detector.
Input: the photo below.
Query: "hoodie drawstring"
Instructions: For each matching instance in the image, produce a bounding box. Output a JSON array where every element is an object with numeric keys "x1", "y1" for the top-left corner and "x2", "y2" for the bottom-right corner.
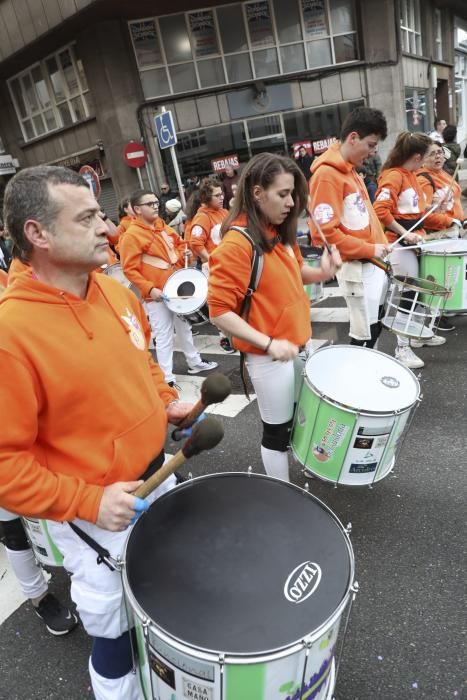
[
  {"x1": 94, "y1": 278, "x2": 132, "y2": 336},
  {"x1": 60, "y1": 292, "x2": 94, "y2": 340}
]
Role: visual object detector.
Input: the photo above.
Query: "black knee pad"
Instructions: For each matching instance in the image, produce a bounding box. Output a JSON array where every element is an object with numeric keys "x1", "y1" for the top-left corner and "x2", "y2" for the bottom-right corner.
[
  {"x1": 1, "y1": 518, "x2": 29, "y2": 551},
  {"x1": 91, "y1": 631, "x2": 134, "y2": 679},
  {"x1": 367, "y1": 321, "x2": 382, "y2": 348},
  {"x1": 350, "y1": 337, "x2": 365, "y2": 347},
  {"x1": 261, "y1": 419, "x2": 293, "y2": 452}
]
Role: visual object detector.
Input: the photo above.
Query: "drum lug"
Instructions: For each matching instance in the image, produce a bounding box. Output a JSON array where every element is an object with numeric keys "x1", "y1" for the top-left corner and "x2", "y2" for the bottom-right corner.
[
  {"x1": 344, "y1": 522, "x2": 352, "y2": 535},
  {"x1": 304, "y1": 481, "x2": 310, "y2": 492},
  {"x1": 247, "y1": 466, "x2": 253, "y2": 475},
  {"x1": 351, "y1": 581, "x2": 359, "y2": 598},
  {"x1": 188, "y1": 471, "x2": 193, "y2": 480}
]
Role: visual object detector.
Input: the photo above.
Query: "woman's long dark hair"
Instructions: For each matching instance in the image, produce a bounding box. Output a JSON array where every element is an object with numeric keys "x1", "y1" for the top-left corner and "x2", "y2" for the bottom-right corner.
[
  {"x1": 220, "y1": 152, "x2": 308, "y2": 251},
  {"x1": 382, "y1": 131, "x2": 432, "y2": 170}
]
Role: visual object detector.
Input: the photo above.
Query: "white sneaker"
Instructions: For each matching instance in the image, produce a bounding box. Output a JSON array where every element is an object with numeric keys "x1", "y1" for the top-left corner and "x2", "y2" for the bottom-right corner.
[
  {"x1": 395, "y1": 346, "x2": 425, "y2": 369},
  {"x1": 411, "y1": 335, "x2": 446, "y2": 348},
  {"x1": 187, "y1": 359, "x2": 218, "y2": 374}
]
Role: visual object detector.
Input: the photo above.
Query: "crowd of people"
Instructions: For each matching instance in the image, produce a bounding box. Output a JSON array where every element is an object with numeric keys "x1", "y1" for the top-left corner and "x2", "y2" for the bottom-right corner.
[{"x1": 0, "y1": 105, "x2": 466, "y2": 699}]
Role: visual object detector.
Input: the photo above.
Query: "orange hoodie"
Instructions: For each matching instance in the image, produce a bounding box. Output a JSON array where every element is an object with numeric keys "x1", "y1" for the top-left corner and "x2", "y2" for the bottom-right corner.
[
  {"x1": 120, "y1": 216, "x2": 187, "y2": 297},
  {"x1": 8, "y1": 257, "x2": 31, "y2": 285},
  {"x1": 189, "y1": 207, "x2": 228, "y2": 257},
  {"x1": 373, "y1": 168, "x2": 445, "y2": 242},
  {"x1": 114, "y1": 215, "x2": 134, "y2": 251},
  {"x1": 0, "y1": 268, "x2": 7, "y2": 291},
  {"x1": 416, "y1": 168, "x2": 464, "y2": 226},
  {"x1": 208, "y1": 214, "x2": 310, "y2": 353},
  {"x1": 0, "y1": 272, "x2": 177, "y2": 523},
  {"x1": 308, "y1": 142, "x2": 387, "y2": 261}
]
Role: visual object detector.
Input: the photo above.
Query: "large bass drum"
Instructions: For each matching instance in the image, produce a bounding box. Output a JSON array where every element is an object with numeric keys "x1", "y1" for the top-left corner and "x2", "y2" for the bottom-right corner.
[{"x1": 123, "y1": 473, "x2": 356, "y2": 700}]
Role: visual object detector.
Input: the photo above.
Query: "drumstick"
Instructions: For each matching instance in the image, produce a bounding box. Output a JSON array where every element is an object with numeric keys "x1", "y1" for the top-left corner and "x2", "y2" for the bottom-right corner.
[
  {"x1": 391, "y1": 238, "x2": 458, "y2": 252},
  {"x1": 133, "y1": 417, "x2": 224, "y2": 499},
  {"x1": 307, "y1": 208, "x2": 342, "y2": 270},
  {"x1": 172, "y1": 373, "x2": 232, "y2": 439}
]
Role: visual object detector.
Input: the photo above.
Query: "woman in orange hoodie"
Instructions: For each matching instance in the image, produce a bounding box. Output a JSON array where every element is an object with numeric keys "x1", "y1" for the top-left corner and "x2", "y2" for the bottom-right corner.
[
  {"x1": 374, "y1": 132, "x2": 447, "y2": 369},
  {"x1": 189, "y1": 177, "x2": 228, "y2": 263},
  {"x1": 417, "y1": 141, "x2": 466, "y2": 233},
  {"x1": 208, "y1": 153, "x2": 340, "y2": 482}
]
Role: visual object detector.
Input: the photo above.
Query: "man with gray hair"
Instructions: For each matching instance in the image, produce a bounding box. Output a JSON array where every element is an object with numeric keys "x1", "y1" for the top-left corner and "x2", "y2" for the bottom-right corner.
[{"x1": 0, "y1": 165, "x2": 193, "y2": 699}]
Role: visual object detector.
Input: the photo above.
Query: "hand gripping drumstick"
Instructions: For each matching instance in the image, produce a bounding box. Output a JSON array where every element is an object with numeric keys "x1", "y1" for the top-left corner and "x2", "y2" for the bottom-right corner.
[
  {"x1": 133, "y1": 417, "x2": 224, "y2": 499},
  {"x1": 172, "y1": 372, "x2": 232, "y2": 440}
]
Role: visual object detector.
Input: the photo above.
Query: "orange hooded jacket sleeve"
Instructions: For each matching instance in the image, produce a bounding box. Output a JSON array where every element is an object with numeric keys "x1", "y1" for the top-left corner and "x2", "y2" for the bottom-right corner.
[
  {"x1": 208, "y1": 215, "x2": 310, "y2": 353},
  {"x1": 308, "y1": 143, "x2": 386, "y2": 261},
  {"x1": 0, "y1": 272, "x2": 177, "y2": 523}
]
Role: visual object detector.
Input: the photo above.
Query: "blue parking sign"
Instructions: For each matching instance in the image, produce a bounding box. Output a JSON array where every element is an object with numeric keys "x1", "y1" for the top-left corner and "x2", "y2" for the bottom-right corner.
[{"x1": 154, "y1": 111, "x2": 177, "y2": 149}]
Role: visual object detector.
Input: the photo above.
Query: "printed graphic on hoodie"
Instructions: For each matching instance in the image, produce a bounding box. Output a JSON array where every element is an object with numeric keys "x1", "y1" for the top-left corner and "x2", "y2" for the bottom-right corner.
[
  {"x1": 341, "y1": 192, "x2": 370, "y2": 231},
  {"x1": 313, "y1": 203, "x2": 334, "y2": 225},
  {"x1": 121, "y1": 308, "x2": 146, "y2": 350},
  {"x1": 398, "y1": 188, "x2": 420, "y2": 214}
]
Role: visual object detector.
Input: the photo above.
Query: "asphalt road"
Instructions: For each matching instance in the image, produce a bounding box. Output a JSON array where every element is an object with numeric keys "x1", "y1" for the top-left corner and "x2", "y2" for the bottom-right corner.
[{"x1": 1, "y1": 290, "x2": 466, "y2": 700}]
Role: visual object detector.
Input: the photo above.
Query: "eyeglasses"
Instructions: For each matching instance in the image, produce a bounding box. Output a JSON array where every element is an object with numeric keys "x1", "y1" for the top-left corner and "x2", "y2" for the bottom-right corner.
[
  {"x1": 212, "y1": 193, "x2": 224, "y2": 198},
  {"x1": 139, "y1": 200, "x2": 159, "y2": 207}
]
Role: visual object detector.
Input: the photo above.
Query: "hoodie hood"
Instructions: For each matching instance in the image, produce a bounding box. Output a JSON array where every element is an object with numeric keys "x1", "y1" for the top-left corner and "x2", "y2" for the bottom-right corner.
[{"x1": 311, "y1": 141, "x2": 353, "y2": 176}]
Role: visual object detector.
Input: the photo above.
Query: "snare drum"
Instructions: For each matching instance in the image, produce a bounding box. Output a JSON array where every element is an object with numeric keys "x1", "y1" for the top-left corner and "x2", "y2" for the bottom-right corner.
[
  {"x1": 22, "y1": 517, "x2": 64, "y2": 568},
  {"x1": 291, "y1": 346, "x2": 420, "y2": 486},
  {"x1": 103, "y1": 263, "x2": 141, "y2": 299},
  {"x1": 163, "y1": 268, "x2": 208, "y2": 316},
  {"x1": 419, "y1": 240, "x2": 467, "y2": 312},
  {"x1": 123, "y1": 473, "x2": 356, "y2": 700},
  {"x1": 381, "y1": 274, "x2": 449, "y2": 339}
]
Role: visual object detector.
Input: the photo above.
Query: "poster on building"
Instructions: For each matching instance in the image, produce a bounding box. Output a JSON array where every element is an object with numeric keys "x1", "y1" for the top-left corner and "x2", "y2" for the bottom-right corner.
[
  {"x1": 245, "y1": 1, "x2": 274, "y2": 47},
  {"x1": 130, "y1": 20, "x2": 162, "y2": 68},
  {"x1": 189, "y1": 11, "x2": 219, "y2": 57},
  {"x1": 292, "y1": 141, "x2": 313, "y2": 158},
  {"x1": 312, "y1": 136, "x2": 337, "y2": 154},
  {"x1": 211, "y1": 154, "x2": 240, "y2": 172},
  {"x1": 301, "y1": 0, "x2": 328, "y2": 37}
]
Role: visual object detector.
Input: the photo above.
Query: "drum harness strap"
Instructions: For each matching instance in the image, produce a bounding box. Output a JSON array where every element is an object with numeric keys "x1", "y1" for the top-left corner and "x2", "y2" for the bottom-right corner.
[
  {"x1": 68, "y1": 522, "x2": 119, "y2": 572},
  {"x1": 229, "y1": 226, "x2": 265, "y2": 399}
]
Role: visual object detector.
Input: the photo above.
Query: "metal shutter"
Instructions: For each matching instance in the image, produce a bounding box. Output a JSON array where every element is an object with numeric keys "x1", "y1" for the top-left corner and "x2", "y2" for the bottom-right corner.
[{"x1": 98, "y1": 178, "x2": 118, "y2": 222}]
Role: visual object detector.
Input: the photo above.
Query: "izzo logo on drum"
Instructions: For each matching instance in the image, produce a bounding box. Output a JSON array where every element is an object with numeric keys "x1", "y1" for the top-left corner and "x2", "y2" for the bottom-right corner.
[{"x1": 284, "y1": 561, "x2": 322, "y2": 604}]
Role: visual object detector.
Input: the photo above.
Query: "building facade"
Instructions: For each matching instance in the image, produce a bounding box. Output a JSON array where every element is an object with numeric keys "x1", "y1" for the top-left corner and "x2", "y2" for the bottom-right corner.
[{"x1": 0, "y1": 0, "x2": 465, "y2": 217}]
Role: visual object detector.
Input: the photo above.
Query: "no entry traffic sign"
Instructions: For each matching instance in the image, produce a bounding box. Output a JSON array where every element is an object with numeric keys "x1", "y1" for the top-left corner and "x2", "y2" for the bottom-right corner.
[{"x1": 123, "y1": 142, "x2": 148, "y2": 169}]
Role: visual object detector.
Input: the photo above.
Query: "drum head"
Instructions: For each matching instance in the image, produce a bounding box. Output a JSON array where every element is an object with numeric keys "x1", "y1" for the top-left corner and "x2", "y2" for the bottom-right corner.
[
  {"x1": 103, "y1": 264, "x2": 141, "y2": 299},
  {"x1": 163, "y1": 269, "x2": 208, "y2": 315},
  {"x1": 125, "y1": 473, "x2": 352, "y2": 655},
  {"x1": 423, "y1": 239, "x2": 467, "y2": 255},
  {"x1": 305, "y1": 346, "x2": 419, "y2": 413}
]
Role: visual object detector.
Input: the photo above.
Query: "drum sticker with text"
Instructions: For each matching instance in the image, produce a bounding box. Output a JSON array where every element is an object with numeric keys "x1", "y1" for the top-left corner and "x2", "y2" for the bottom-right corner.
[
  {"x1": 121, "y1": 308, "x2": 146, "y2": 350},
  {"x1": 284, "y1": 561, "x2": 322, "y2": 604},
  {"x1": 150, "y1": 652, "x2": 176, "y2": 689},
  {"x1": 348, "y1": 424, "x2": 391, "y2": 473},
  {"x1": 313, "y1": 419, "x2": 350, "y2": 462},
  {"x1": 183, "y1": 678, "x2": 213, "y2": 700}
]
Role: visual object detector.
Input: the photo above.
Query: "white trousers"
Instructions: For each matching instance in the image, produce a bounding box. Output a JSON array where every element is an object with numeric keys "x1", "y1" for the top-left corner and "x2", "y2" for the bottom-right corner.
[
  {"x1": 246, "y1": 352, "x2": 305, "y2": 481},
  {"x1": 48, "y1": 473, "x2": 176, "y2": 700},
  {"x1": 145, "y1": 300, "x2": 201, "y2": 383}
]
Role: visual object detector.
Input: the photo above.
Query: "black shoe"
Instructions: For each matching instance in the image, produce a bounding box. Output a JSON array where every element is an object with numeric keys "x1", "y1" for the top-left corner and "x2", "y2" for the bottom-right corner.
[
  {"x1": 437, "y1": 316, "x2": 455, "y2": 332},
  {"x1": 219, "y1": 337, "x2": 236, "y2": 354},
  {"x1": 174, "y1": 471, "x2": 187, "y2": 484},
  {"x1": 34, "y1": 593, "x2": 78, "y2": 636}
]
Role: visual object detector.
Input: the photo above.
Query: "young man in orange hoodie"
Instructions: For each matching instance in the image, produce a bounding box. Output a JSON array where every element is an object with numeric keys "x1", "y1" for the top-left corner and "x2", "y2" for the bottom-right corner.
[
  {"x1": 119, "y1": 189, "x2": 217, "y2": 386},
  {"x1": 308, "y1": 107, "x2": 390, "y2": 349},
  {"x1": 0, "y1": 166, "x2": 194, "y2": 700}
]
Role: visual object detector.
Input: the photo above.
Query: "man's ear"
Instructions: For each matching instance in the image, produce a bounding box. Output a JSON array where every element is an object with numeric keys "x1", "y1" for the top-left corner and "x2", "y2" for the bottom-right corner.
[{"x1": 24, "y1": 220, "x2": 50, "y2": 251}]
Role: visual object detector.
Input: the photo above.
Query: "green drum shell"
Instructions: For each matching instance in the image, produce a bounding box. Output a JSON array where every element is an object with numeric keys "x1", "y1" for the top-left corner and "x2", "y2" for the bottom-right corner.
[
  {"x1": 22, "y1": 518, "x2": 64, "y2": 568},
  {"x1": 419, "y1": 251, "x2": 467, "y2": 312},
  {"x1": 304, "y1": 255, "x2": 324, "y2": 303},
  {"x1": 291, "y1": 376, "x2": 418, "y2": 486}
]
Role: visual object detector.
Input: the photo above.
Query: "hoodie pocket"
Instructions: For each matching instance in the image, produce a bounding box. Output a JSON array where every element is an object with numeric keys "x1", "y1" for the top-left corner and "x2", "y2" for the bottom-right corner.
[
  {"x1": 270, "y1": 297, "x2": 310, "y2": 342},
  {"x1": 109, "y1": 408, "x2": 164, "y2": 481}
]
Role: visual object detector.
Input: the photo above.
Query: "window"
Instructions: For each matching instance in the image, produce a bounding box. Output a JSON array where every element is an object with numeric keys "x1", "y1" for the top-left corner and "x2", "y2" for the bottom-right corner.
[
  {"x1": 8, "y1": 44, "x2": 92, "y2": 142},
  {"x1": 130, "y1": 0, "x2": 359, "y2": 99},
  {"x1": 434, "y1": 9, "x2": 442, "y2": 61},
  {"x1": 405, "y1": 87, "x2": 427, "y2": 132},
  {"x1": 400, "y1": 0, "x2": 422, "y2": 56}
]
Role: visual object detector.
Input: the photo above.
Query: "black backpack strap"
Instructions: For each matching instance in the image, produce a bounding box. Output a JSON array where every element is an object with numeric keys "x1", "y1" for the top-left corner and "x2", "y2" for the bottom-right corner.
[{"x1": 228, "y1": 226, "x2": 264, "y2": 399}]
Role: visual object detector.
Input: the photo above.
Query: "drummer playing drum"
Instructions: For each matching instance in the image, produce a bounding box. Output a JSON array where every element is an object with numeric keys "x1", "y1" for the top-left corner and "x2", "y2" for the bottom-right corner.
[{"x1": 120, "y1": 189, "x2": 218, "y2": 386}]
